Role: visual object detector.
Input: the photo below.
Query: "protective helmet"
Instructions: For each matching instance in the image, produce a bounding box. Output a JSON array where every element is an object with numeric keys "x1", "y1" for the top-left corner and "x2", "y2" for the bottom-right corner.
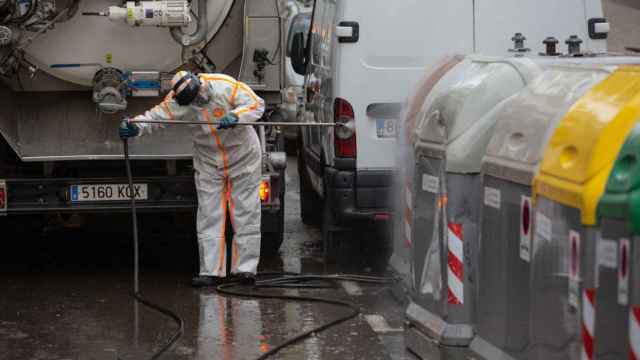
[{"x1": 171, "y1": 71, "x2": 201, "y2": 106}]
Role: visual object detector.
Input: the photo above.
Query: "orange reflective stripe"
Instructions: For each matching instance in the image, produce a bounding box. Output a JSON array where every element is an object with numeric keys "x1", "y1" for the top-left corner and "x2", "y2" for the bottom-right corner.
[
  {"x1": 230, "y1": 81, "x2": 239, "y2": 107},
  {"x1": 161, "y1": 101, "x2": 174, "y2": 120},
  {"x1": 201, "y1": 109, "x2": 230, "y2": 178},
  {"x1": 200, "y1": 75, "x2": 239, "y2": 104},
  {"x1": 202, "y1": 108, "x2": 231, "y2": 275},
  {"x1": 235, "y1": 103, "x2": 259, "y2": 116}
]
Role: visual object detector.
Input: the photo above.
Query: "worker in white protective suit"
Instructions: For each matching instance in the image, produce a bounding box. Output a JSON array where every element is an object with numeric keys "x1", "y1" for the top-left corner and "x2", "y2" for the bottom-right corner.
[{"x1": 119, "y1": 71, "x2": 265, "y2": 287}]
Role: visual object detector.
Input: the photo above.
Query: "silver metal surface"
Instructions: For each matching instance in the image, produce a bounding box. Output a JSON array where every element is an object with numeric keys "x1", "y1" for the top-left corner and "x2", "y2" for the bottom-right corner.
[
  {"x1": 594, "y1": 219, "x2": 634, "y2": 359},
  {"x1": 408, "y1": 146, "x2": 479, "y2": 349},
  {"x1": 473, "y1": 177, "x2": 531, "y2": 359},
  {"x1": 529, "y1": 197, "x2": 598, "y2": 360},
  {"x1": 0, "y1": 85, "x2": 195, "y2": 161},
  {"x1": 130, "y1": 119, "x2": 341, "y2": 127}
]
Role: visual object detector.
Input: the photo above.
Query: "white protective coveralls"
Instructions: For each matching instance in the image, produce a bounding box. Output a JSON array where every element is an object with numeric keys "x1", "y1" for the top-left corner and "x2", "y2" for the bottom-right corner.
[{"x1": 133, "y1": 73, "x2": 265, "y2": 276}]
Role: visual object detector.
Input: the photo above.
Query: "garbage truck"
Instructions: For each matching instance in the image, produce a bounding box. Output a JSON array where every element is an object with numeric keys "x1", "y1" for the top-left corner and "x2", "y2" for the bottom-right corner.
[{"x1": 0, "y1": 0, "x2": 288, "y2": 251}]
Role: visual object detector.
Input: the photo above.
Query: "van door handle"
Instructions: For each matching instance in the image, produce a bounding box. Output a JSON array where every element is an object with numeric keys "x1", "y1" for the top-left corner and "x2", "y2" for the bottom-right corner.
[{"x1": 336, "y1": 21, "x2": 359, "y2": 43}]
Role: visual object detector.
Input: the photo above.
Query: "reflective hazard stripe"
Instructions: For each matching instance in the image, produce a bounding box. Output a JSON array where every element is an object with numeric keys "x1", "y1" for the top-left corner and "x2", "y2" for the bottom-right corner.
[
  {"x1": 200, "y1": 75, "x2": 239, "y2": 104},
  {"x1": 582, "y1": 288, "x2": 596, "y2": 360},
  {"x1": 631, "y1": 307, "x2": 640, "y2": 360},
  {"x1": 161, "y1": 101, "x2": 174, "y2": 120},
  {"x1": 447, "y1": 223, "x2": 464, "y2": 305},
  {"x1": 230, "y1": 81, "x2": 239, "y2": 107},
  {"x1": 202, "y1": 108, "x2": 231, "y2": 274}
]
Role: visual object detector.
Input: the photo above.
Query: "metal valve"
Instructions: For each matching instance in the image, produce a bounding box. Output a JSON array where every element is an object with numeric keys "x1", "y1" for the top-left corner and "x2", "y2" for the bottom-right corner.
[
  {"x1": 83, "y1": 1, "x2": 191, "y2": 27},
  {"x1": 509, "y1": 33, "x2": 530, "y2": 55}
]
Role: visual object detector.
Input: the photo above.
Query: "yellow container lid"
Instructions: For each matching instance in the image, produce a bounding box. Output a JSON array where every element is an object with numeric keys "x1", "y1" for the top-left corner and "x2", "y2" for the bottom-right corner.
[{"x1": 533, "y1": 66, "x2": 640, "y2": 225}]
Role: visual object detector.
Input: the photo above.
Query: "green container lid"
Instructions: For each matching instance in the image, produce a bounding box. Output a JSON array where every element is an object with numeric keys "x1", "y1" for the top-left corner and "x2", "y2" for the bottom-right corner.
[{"x1": 598, "y1": 122, "x2": 640, "y2": 234}]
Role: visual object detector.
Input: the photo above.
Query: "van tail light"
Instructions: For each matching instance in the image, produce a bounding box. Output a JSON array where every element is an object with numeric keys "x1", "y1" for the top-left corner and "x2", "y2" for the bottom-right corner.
[
  {"x1": 334, "y1": 98, "x2": 356, "y2": 158},
  {"x1": 0, "y1": 180, "x2": 6, "y2": 213},
  {"x1": 259, "y1": 177, "x2": 271, "y2": 203}
]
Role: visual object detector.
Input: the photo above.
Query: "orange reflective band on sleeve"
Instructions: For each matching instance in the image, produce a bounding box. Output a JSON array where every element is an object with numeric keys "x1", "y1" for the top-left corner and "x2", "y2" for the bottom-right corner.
[
  {"x1": 234, "y1": 104, "x2": 259, "y2": 117},
  {"x1": 230, "y1": 81, "x2": 239, "y2": 107},
  {"x1": 200, "y1": 75, "x2": 240, "y2": 105},
  {"x1": 161, "y1": 101, "x2": 174, "y2": 121}
]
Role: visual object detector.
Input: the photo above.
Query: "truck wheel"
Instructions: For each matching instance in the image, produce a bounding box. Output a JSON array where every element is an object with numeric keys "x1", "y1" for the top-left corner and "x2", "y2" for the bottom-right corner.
[{"x1": 297, "y1": 143, "x2": 320, "y2": 226}]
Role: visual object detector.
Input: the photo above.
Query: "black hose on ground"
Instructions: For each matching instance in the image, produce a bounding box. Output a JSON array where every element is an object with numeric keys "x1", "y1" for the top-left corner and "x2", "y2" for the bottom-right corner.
[
  {"x1": 122, "y1": 139, "x2": 184, "y2": 360},
  {"x1": 217, "y1": 273, "x2": 393, "y2": 360}
]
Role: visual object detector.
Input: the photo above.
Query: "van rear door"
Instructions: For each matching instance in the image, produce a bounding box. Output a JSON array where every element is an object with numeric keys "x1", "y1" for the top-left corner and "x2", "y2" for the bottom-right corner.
[{"x1": 336, "y1": 0, "x2": 474, "y2": 170}]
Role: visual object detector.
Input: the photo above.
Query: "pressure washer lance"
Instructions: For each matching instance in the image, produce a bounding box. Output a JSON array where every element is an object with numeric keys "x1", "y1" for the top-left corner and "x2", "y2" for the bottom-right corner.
[
  {"x1": 121, "y1": 124, "x2": 184, "y2": 360},
  {"x1": 129, "y1": 119, "x2": 344, "y2": 127}
]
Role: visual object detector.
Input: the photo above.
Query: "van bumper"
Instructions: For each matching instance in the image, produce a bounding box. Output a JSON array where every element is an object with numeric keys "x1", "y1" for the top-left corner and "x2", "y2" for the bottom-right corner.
[{"x1": 324, "y1": 167, "x2": 394, "y2": 224}]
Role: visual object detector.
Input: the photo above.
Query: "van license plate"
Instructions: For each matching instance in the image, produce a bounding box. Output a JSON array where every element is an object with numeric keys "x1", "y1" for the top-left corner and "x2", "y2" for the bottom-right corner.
[
  {"x1": 70, "y1": 184, "x2": 148, "y2": 202},
  {"x1": 376, "y1": 119, "x2": 396, "y2": 138}
]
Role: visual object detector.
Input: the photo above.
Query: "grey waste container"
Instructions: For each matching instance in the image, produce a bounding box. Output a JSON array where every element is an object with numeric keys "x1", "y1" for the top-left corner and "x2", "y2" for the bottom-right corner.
[
  {"x1": 405, "y1": 56, "x2": 540, "y2": 360},
  {"x1": 594, "y1": 123, "x2": 640, "y2": 359},
  {"x1": 391, "y1": 56, "x2": 463, "y2": 301},
  {"x1": 530, "y1": 66, "x2": 640, "y2": 360},
  {"x1": 470, "y1": 67, "x2": 608, "y2": 360}
]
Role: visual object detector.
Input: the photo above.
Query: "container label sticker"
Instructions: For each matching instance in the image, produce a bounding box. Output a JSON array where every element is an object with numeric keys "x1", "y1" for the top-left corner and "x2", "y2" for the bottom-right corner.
[
  {"x1": 568, "y1": 230, "x2": 580, "y2": 309},
  {"x1": 598, "y1": 239, "x2": 618, "y2": 270},
  {"x1": 535, "y1": 211, "x2": 552, "y2": 242},
  {"x1": 520, "y1": 196, "x2": 532, "y2": 262},
  {"x1": 619, "y1": 238, "x2": 630, "y2": 306},
  {"x1": 484, "y1": 187, "x2": 501, "y2": 209},
  {"x1": 422, "y1": 174, "x2": 439, "y2": 194}
]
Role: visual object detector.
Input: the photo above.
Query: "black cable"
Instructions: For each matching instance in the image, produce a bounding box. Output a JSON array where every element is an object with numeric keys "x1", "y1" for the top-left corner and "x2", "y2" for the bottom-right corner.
[
  {"x1": 121, "y1": 139, "x2": 184, "y2": 360},
  {"x1": 216, "y1": 273, "x2": 393, "y2": 360}
]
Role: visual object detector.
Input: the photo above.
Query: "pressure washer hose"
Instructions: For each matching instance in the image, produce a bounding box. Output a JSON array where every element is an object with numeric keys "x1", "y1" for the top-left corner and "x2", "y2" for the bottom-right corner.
[
  {"x1": 122, "y1": 138, "x2": 392, "y2": 360},
  {"x1": 217, "y1": 273, "x2": 393, "y2": 360},
  {"x1": 122, "y1": 139, "x2": 185, "y2": 360}
]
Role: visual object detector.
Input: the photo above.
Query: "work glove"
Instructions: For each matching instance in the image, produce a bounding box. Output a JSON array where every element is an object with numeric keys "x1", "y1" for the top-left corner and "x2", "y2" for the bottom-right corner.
[
  {"x1": 119, "y1": 118, "x2": 140, "y2": 139},
  {"x1": 217, "y1": 113, "x2": 239, "y2": 130}
]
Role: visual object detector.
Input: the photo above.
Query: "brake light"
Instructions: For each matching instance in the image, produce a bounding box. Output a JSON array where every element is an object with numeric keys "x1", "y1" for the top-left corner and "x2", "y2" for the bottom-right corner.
[
  {"x1": 334, "y1": 98, "x2": 356, "y2": 158},
  {"x1": 0, "y1": 180, "x2": 6, "y2": 212},
  {"x1": 259, "y1": 178, "x2": 271, "y2": 203}
]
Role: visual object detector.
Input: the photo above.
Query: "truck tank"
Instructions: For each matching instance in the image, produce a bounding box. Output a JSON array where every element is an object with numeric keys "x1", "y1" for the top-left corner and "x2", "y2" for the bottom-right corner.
[{"x1": 0, "y1": 0, "x2": 285, "y2": 161}]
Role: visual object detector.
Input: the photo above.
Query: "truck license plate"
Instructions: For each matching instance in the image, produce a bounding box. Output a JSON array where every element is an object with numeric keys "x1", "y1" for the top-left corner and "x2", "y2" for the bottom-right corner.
[
  {"x1": 70, "y1": 184, "x2": 148, "y2": 202},
  {"x1": 376, "y1": 119, "x2": 396, "y2": 138}
]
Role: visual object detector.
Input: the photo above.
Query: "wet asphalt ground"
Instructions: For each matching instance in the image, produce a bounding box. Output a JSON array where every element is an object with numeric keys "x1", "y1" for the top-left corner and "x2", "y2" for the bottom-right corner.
[{"x1": 0, "y1": 156, "x2": 414, "y2": 360}]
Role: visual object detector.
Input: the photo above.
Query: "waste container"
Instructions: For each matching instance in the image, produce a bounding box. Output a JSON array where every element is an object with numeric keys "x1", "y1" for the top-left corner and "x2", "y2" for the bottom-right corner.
[
  {"x1": 404, "y1": 56, "x2": 540, "y2": 360},
  {"x1": 594, "y1": 122, "x2": 640, "y2": 359},
  {"x1": 391, "y1": 55, "x2": 464, "y2": 302},
  {"x1": 470, "y1": 66, "x2": 609, "y2": 360},
  {"x1": 530, "y1": 66, "x2": 640, "y2": 360}
]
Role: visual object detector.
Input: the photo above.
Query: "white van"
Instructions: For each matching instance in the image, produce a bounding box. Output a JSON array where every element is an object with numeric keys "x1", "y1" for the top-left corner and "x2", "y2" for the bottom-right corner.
[
  {"x1": 290, "y1": 0, "x2": 609, "y2": 256},
  {"x1": 281, "y1": 3, "x2": 312, "y2": 151}
]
